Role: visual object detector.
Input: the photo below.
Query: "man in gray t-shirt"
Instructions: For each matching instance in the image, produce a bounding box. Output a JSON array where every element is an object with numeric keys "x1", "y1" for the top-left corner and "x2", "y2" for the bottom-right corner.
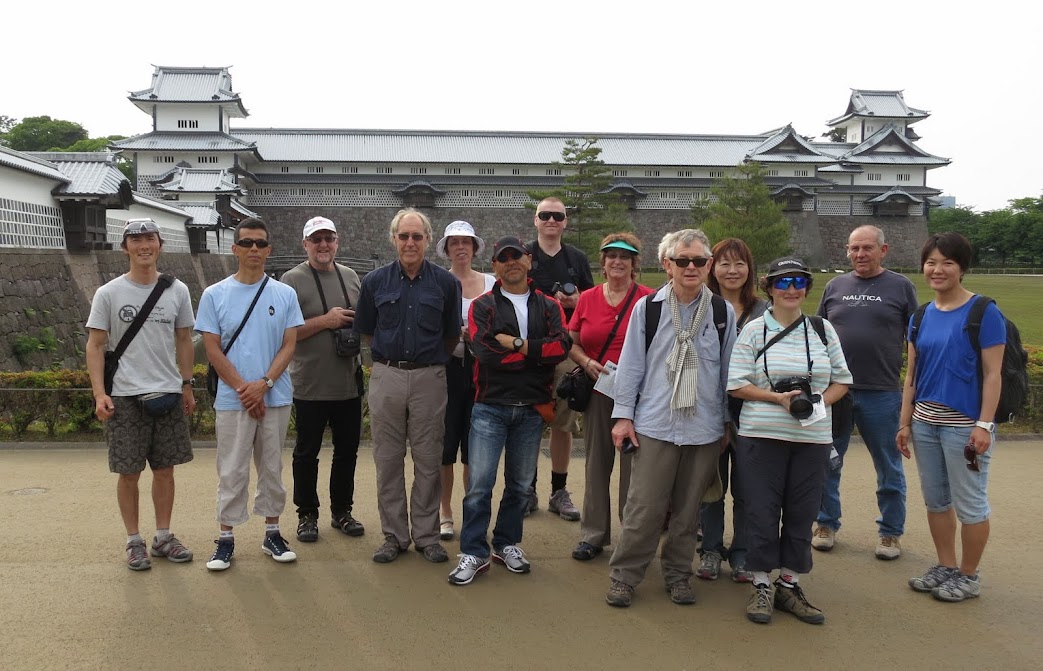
[
  {"x1": 813, "y1": 225, "x2": 919, "y2": 560},
  {"x1": 85, "y1": 218, "x2": 197, "y2": 571}
]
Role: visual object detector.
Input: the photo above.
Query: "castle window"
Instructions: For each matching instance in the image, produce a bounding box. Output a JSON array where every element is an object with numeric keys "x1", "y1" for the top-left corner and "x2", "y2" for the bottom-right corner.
[
  {"x1": 709, "y1": 170, "x2": 724, "y2": 178},
  {"x1": 479, "y1": 168, "x2": 495, "y2": 175},
  {"x1": 445, "y1": 167, "x2": 461, "y2": 175},
  {"x1": 153, "y1": 155, "x2": 175, "y2": 164},
  {"x1": 546, "y1": 168, "x2": 561, "y2": 176},
  {"x1": 794, "y1": 169, "x2": 809, "y2": 177},
  {"x1": 645, "y1": 170, "x2": 660, "y2": 177},
  {"x1": 280, "y1": 166, "x2": 290, "y2": 173},
  {"x1": 307, "y1": 166, "x2": 324, "y2": 174},
  {"x1": 197, "y1": 156, "x2": 219, "y2": 164},
  {"x1": 410, "y1": 167, "x2": 428, "y2": 175},
  {"x1": 342, "y1": 166, "x2": 358, "y2": 174},
  {"x1": 177, "y1": 120, "x2": 199, "y2": 129},
  {"x1": 867, "y1": 173, "x2": 882, "y2": 181},
  {"x1": 613, "y1": 169, "x2": 628, "y2": 177},
  {"x1": 677, "y1": 170, "x2": 692, "y2": 178},
  {"x1": 764, "y1": 169, "x2": 779, "y2": 177},
  {"x1": 897, "y1": 173, "x2": 911, "y2": 181},
  {"x1": 376, "y1": 167, "x2": 393, "y2": 174},
  {"x1": 512, "y1": 168, "x2": 528, "y2": 175}
]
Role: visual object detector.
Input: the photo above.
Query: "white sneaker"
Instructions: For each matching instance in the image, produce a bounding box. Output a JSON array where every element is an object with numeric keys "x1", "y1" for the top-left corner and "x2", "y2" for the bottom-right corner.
[
  {"x1": 875, "y1": 536, "x2": 902, "y2": 560},
  {"x1": 448, "y1": 554, "x2": 490, "y2": 585},
  {"x1": 811, "y1": 526, "x2": 835, "y2": 551},
  {"x1": 493, "y1": 545, "x2": 531, "y2": 573},
  {"x1": 440, "y1": 517, "x2": 455, "y2": 541}
]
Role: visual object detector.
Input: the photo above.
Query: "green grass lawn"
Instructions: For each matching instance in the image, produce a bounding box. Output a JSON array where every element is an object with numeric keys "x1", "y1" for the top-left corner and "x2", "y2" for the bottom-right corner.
[{"x1": 634, "y1": 271, "x2": 1043, "y2": 347}]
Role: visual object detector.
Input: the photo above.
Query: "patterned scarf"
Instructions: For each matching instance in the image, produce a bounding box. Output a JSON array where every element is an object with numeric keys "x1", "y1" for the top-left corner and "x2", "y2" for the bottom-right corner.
[{"x1": 665, "y1": 283, "x2": 713, "y2": 415}]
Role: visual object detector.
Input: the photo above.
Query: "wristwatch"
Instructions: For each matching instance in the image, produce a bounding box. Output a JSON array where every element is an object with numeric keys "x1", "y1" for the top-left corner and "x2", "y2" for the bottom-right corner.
[
  {"x1": 512, "y1": 337, "x2": 524, "y2": 351},
  {"x1": 262, "y1": 376, "x2": 275, "y2": 389},
  {"x1": 182, "y1": 379, "x2": 193, "y2": 387},
  {"x1": 975, "y1": 420, "x2": 995, "y2": 432}
]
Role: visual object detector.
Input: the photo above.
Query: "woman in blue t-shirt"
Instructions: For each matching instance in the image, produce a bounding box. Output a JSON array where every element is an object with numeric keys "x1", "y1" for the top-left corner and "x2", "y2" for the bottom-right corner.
[{"x1": 897, "y1": 232, "x2": 1005, "y2": 604}]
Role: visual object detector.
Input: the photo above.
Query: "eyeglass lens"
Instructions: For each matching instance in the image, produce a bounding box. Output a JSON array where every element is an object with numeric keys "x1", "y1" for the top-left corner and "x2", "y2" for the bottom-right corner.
[
  {"x1": 236, "y1": 238, "x2": 270, "y2": 248},
  {"x1": 537, "y1": 211, "x2": 566, "y2": 222}
]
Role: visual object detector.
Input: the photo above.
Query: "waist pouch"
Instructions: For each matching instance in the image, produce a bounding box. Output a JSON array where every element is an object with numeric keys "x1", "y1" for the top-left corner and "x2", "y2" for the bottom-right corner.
[{"x1": 139, "y1": 392, "x2": 181, "y2": 418}]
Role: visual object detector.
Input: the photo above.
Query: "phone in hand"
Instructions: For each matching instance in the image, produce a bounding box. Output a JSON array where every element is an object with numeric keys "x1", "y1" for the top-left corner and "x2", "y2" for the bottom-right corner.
[{"x1": 621, "y1": 437, "x2": 637, "y2": 454}]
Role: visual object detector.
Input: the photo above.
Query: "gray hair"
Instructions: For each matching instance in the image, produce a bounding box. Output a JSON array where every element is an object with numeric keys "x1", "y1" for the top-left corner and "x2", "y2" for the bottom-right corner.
[
  {"x1": 849, "y1": 225, "x2": 885, "y2": 247},
  {"x1": 388, "y1": 208, "x2": 433, "y2": 245},
  {"x1": 669, "y1": 228, "x2": 712, "y2": 257},
  {"x1": 657, "y1": 231, "x2": 681, "y2": 262}
]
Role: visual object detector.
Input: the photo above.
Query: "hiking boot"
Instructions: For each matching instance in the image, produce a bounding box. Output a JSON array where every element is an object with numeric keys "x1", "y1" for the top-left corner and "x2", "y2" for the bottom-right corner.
[
  {"x1": 261, "y1": 533, "x2": 297, "y2": 563},
  {"x1": 440, "y1": 517, "x2": 455, "y2": 541},
  {"x1": 606, "y1": 579, "x2": 634, "y2": 607},
  {"x1": 730, "y1": 558, "x2": 754, "y2": 583},
  {"x1": 150, "y1": 535, "x2": 193, "y2": 562},
  {"x1": 548, "y1": 488, "x2": 580, "y2": 521},
  {"x1": 493, "y1": 545, "x2": 531, "y2": 573},
  {"x1": 206, "y1": 539, "x2": 235, "y2": 571},
  {"x1": 696, "y1": 550, "x2": 722, "y2": 580},
  {"x1": 811, "y1": 525, "x2": 835, "y2": 551},
  {"x1": 875, "y1": 535, "x2": 902, "y2": 560},
  {"x1": 572, "y1": 541, "x2": 603, "y2": 561},
  {"x1": 774, "y1": 580, "x2": 825, "y2": 624},
  {"x1": 331, "y1": 511, "x2": 365, "y2": 537},
  {"x1": 666, "y1": 579, "x2": 697, "y2": 605},
  {"x1": 524, "y1": 487, "x2": 538, "y2": 517},
  {"x1": 448, "y1": 554, "x2": 491, "y2": 585},
  {"x1": 126, "y1": 539, "x2": 151, "y2": 571},
  {"x1": 297, "y1": 513, "x2": 319, "y2": 543},
  {"x1": 418, "y1": 543, "x2": 449, "y2": 563},
  {"x1": 932, "y1": 573, "x2": 981, "y2": 602},
  {"x1": 910, "y1": 564, "x2": 959, "y2": 593},
  {"x1": 373, "y1": 537, "x2": 403, "y2": 563},
  {"x1": 746, "y1": 583, "x2": 775, "y2": 624}
]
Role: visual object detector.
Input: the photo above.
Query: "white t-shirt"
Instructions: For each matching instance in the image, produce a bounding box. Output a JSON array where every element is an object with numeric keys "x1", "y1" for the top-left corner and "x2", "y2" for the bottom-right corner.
[
  {"x1": 453, "y1": 274, "x2": 496, "y2": 358},
  {"x1": 504, "y1": 290, "x2": 531, "y2": 338}
]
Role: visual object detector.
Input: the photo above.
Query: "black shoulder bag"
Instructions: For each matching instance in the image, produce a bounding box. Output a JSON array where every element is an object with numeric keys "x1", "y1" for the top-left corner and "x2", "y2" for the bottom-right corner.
[
  {"x1": 207, "y1": 276, "x2": 270, "y2": 397},
  {"x1": 556, "y1": 283, "x2": 638, "y2": 412},
  {"x1": 103, "y1": 274, "x2": 175, "y2": 395}
]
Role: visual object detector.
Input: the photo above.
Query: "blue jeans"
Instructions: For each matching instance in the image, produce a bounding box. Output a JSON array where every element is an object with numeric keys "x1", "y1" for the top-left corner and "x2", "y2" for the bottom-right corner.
[
  {"x1": 817, "y1": 389, "x2": 906, "y2": 537},
  {"x1": 911, "y1": 421, "x2": 992, "y2": 524},
  {"x1": 698, "y1": 446, "x2": 746, "y2": 566},
  {"x1": 459, "y1": 403, "x2": 544, "y2": 559}
]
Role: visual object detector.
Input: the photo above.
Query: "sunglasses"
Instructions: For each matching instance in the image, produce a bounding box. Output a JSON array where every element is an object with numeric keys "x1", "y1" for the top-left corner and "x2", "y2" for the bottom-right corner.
[
  {"x1": 670, "y1": 257, "x2": 711, "y2": 268},
  {"x1": 496, "y1": 249, "x2": 524, "y2": 262},
  {"x1": 604, "y1": 251, "x2": 633, "y2": 260},
  {"x1": 308, "y1": 234, "x2": 337, "y2": 244},
  {"x1": 537, "y1": 211, "x2": 566, "y2": 222},
  {"x1": 964, "y1": 444, "x2": 980, "y2": 472},
  {"x1": 396, "y1": 232, "x2": 426, "y2": 242},
  {"x1": 235, "y1": 238, "x2": 270, "y2": 249},
  {"x1": 772, "y1": 276, "x2": 810, "y2": 290}
]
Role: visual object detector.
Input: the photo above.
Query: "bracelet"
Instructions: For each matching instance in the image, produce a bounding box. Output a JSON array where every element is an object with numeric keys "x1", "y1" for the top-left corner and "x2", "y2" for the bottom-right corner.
[
  {"x1": 585, "y1": 358, "x2": 593, "y2": 369},
  {"x1": 899, "y1": 424, "x2": 911, "y2": 431}
]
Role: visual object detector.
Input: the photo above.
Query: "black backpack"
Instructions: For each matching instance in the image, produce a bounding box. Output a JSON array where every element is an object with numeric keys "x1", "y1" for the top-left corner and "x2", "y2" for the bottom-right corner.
[{"x1": 910, "y1": 295, "x2": 1029, "y2": 424}]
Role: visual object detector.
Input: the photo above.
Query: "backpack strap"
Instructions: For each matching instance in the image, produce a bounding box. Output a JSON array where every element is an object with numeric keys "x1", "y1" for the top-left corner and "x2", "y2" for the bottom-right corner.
[
  {"x1": 966, "y1": 294, "x2": 994, "y2": 407},
  {"x1": 644, "y1": 292, "x2": 727, "y2": 352},
  {"x1": 909, "y1": 302, "x2": 930, "y2": 347},
  {"x1": 806, "y1": 315, "x2": 828, "y2": 347}
]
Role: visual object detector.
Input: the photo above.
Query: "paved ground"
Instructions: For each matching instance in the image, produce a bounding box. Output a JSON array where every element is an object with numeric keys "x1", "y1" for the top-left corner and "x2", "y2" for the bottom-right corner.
[{"x1": 2, "y1": 438, "x2": 1041, "y2": 670}]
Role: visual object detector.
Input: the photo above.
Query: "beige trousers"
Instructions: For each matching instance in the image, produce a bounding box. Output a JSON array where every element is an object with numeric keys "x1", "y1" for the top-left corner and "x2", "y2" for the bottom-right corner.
[{"x1": 214, "y1": 406, "x2": 292, "y2": 527}]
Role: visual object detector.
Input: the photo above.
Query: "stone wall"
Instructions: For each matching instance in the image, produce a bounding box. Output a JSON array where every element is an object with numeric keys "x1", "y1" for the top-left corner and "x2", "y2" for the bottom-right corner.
[{"x1": 817, "y1": 215, "x2": 929, "y2": 268}]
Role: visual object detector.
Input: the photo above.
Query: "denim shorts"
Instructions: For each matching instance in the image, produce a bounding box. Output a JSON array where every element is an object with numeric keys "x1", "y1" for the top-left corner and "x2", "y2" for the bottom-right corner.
[{"x1": 910, "y1": 421, "x2": 991, "y2": 524}]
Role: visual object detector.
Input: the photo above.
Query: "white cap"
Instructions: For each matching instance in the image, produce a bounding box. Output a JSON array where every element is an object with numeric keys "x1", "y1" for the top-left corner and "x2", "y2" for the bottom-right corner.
[
  {"x1": 436, "y1": 220, "x2": 485, "y2": 259},
  {"x1": 303, "y1": 216, "x2": 337, "y2": 239}
]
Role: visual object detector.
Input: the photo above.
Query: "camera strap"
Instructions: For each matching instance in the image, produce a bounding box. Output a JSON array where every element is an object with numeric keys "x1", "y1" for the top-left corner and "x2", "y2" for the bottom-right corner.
[
  {"x1": 757, "y1": 315, "x2": 813, "y2": 387},
  {"x1": 309, "y1": 264, "x2": 352, "y2": 313}
]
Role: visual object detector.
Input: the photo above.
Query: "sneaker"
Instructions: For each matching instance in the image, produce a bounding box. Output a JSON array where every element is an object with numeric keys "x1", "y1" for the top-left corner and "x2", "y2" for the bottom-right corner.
[
  {"x1": 524, "y1": 487, "x2": 538, "y2": 517},
  {"x1": 493, "y1": 545, "x2": 531, "y2": 574},
  {"x1": 373, "y1": 537, "x2": 403, "y2": 563},
  {"x1": 418, "y1": 543, "x2": 449, "y2": 563},
  {"x1": 297, "y1": 513, "x2": 319, "y2": 543},
  {"x1": 150, "y1": 535, "x2": 193, "y2": 562},
  {"x1": 696, "y1": 550, "x2": 722, "y2": 581},
  {"x1": 448, "y1": 554, "x2": 491, "y2": 585},
  {"x1": 811, "y1": 525, "x2": 836, "y2": 552},
  {"x1": 206, "y1": 539, "x2": 235, "y2": 571},
  {"x1": 910, "y1": 564, "x2": 959, "y2": 593},
  {"x1": 666, "y1": 579, "x2": 697, "y2": 605},
  {"x1": 548, "y1": 488, "x2": 580, "y2": 521},
  {"x1": 262, "y1": 533, "x2": 297, "y2": 563},
  {"x1": 774, "y1": 580, "x2": 825, "y2": 624},
  {"x1": 571, "y1": 541, "x2": 603, "y2": 561},
  {"x1": 126, "y1": 539, "x2": 151, "y2": 571},
  {"x1": 875, "y1": 535, "x2": 902, "y2": 560},
  {"x1": 932, "y1": 573, "x2": 981, "y2": 602},
  {"x1": 730, "y1": 559, "x2": 754, "y2": 584},
  {"x1": 331, "y1": 511, "x2": 365, "y2": 537},
  {"x1": 440, "y1": 517, "x2": 455, "y2": 541},
  {"x1": 746, "y1": 583, "x2": 775, "y2": 624},
  {"x1": 606, "y1": 579, "x2": 634, "y2": 607}
]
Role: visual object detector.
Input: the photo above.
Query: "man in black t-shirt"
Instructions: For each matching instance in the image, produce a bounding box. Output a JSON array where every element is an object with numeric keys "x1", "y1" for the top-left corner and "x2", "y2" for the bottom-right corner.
[{"x1": 526, "y1": 197, "x2": 595, "y2": 522}]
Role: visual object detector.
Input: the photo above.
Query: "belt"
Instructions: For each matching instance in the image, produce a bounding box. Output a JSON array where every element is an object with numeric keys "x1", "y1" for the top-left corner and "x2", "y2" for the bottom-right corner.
[{"x1": 375, "y1": 359, "x2": 441, "y2": 370}]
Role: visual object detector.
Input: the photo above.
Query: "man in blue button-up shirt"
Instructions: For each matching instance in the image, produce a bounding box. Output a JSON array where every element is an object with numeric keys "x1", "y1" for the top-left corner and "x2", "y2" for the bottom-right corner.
[{"x1": 354, "y1": 208, "x2": 462, "y2": 565}]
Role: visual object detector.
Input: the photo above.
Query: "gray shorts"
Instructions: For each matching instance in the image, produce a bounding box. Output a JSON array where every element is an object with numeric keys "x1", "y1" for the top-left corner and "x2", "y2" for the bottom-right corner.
[{"x1": 106, "y1": 395, "x2": 193, "y2": 474}]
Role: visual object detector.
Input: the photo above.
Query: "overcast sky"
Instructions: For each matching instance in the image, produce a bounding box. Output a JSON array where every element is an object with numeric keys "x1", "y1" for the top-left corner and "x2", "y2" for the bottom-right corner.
[{"x1": 4, "y1": 0, "x2": 1040, "y2": 211}]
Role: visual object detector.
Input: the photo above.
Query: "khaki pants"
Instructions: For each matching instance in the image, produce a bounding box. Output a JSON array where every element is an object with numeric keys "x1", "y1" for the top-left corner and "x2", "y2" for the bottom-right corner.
[
  {"x1": 369, "y1": 363, "x2": 448, "y2": 549},
  {"x1": 214, "y1": 406, "x2": 292, "y2": 527},
  {"x1": 608, "y1": 433, "x2": 719, "y2": 588},
  {"x1": 580, "y1": 391, "x2": 632, "y2": 548}
]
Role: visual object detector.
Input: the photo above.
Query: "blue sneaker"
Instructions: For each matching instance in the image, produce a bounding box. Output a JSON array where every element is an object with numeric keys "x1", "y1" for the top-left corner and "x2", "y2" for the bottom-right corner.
[
  {"x1": 206, "y1": 539, "x2": 234, "y2": 571},
  {"x1": 262, "y1": 533, "x2": 297, "y2": 563}
]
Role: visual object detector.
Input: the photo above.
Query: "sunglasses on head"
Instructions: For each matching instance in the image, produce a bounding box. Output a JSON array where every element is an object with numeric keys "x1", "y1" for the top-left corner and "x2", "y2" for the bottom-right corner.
[
  {"x1": 772, "y1": 276, "x2": 809, "y2": 290},
  {"x1": 396, "y1": 232, "x2": 425, "y2": 242},
  {"x1": 496, "y1": 249, "x2": 524, "y2": 262},
  {"x1": 537, "y1": 211, "x2": 566, "y2": 222},
  {"x1": 964, "y1": 444, "x2": 980, "y2": 472},
  {"x1": 308, "y1": 234, "x2": 337, "y2": 244},
  {"x1": 235, "y1": 238, "x2": 270, "y2": 249},
  {"x1": 670, "y1": 256, "x2": 710, "y2": 268}
]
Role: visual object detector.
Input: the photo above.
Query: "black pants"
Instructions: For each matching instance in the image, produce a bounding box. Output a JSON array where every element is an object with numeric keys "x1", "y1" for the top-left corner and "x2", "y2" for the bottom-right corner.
[
  {"x1": 292, "y1": 397, "x2": 362, "y2": 517},
  {"x1": 442, "y1": 355, "x2": 474, "y2": 466}
]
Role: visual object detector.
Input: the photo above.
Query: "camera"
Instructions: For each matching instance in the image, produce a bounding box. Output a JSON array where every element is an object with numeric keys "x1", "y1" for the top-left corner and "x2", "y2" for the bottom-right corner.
[
  {"x1": 551, "y1": 281, "x2": 577, "y2": 296},
  {"x1": 771, "y1": 376, "x2": 820, "y2": 420},
  {"x1": 332, "y1": 328, "x2": 361, "y2": 358}
]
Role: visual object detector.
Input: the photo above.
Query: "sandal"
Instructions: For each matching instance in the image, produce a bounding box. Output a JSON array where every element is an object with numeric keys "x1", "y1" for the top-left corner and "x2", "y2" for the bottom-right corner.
[
  {"x1": 331, "y1": 511, "x2": 365, "y2": 537},
  {"x1": 440, "y1": 517, "x2": 455, "y2": 541}
]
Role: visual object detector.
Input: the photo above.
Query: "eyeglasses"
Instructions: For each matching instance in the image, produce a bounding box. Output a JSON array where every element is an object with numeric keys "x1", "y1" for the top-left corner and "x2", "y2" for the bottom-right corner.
[
  {"x1": 604, "y1": 251, "x2": 633, "y2": 260},
  {"x1": 308, "y1": 234, "x2": 337, "y2": 244},
  {"x1": 772, "y1": 276, "x2": 810, "y2": 290},
  {"x1": 235, "y1": 238, "x2": 270, "y2": 249},
  {"x1": 396, "y1": 232, "x2": 426, "y2": 242},
  {"x1": 496, "y1": 249, "x2": 524, "y2": 262},
  {"x1": 670, "y1": 257, "x2": 711, "y2": 268},
  {"x1": 537, "y1": 211, "x2": 566, "y2": 222},
  {"x1": 964, "y1": 444, "x2": 980, "y2": 472}
]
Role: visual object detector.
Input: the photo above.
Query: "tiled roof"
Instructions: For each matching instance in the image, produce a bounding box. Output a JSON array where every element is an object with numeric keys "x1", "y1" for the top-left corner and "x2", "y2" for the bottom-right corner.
[
  {"x1": 827, "y1": 89, "x2": 929, "y2": 126},
  {"x1": 177, "y1": 201, "x2": 221, "y2": 227},
  {"x1": 112, "y1": 132, "x2": 258, "y2": 152},
  {"x1": 747, "y1": 125, "x2": 831, "y2": 163},
  {"x1": 131, "y1": 193, "x2": 193, "y2": 220},
  {"x1": 771, "y1": 183, "x2": 815, "y2": 197},
  {"x1": 838, "y1": 125, "x2": 950, "y2": 166},
  {"x1": 33, "y1": 154, "x2": 130, "y2": 198},
  {"x1": 391, "y1": 180, "x2": 447, "y2": 196},
  {"x1": 866, "y1": 188, "x2": 924, "y2": 204},
  {"x1": 152, "y1": 167, "x2": 242, "y2": 193},
  {"x1": 0, "y1": 145, "x2": 70, "y2": 183},
  {"x1": 129, "y1": 66, "x2": 247, "y2": 117},
  {"x1": 822, "y1": 185, "x2": 941, "y2": 196},
  {"x1": 229, "y1": 199, "x2": 258, "y2": 219}
]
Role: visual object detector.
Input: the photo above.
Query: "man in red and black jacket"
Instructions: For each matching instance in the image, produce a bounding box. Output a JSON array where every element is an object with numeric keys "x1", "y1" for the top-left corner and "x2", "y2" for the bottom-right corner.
[{"x1": 447, "y1": 236, "x2": 571, "y2": 585}]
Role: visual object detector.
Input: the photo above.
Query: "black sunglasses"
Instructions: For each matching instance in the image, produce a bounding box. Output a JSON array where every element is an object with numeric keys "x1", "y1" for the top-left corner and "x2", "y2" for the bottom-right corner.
[
  {"x1": 396, "y1": 232, "x2": 425, "y2": 242},
  {"x1": 537, "y1": 211, "x2": 566, "y2": 222},
  {"x1": 964, "y1": 444, "x2": 979, "y2": 472},
  {"x1": 235, "y1": 238, "x2": 270, "y2": 249},
  {"x1": 308, "y1": 234, "x2": 337, "y2": 244},
  {"x1": 670, "y1": 256, "x2": 711, "y2": 268},
  {"x1": 496, "y1": 249, "x2": 524, "y2": 262},
  {"x1": 773, "y1": 276, "x2": 810, "y2": 290}
]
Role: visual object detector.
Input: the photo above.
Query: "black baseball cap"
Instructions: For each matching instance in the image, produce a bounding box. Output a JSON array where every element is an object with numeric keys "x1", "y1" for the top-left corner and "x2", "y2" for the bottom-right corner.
[
  {"x1": 491, "y1": 236, "x2": 529, "y2": 261},
  {"x1": 765, "y1": 256, "x2": 812, "y2": 279}
]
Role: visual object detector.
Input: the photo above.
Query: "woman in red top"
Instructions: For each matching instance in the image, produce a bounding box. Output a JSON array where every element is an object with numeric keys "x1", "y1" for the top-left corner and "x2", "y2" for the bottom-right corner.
[{"x1": 568, "y1": 233, "x2": 654, "y2": 560}]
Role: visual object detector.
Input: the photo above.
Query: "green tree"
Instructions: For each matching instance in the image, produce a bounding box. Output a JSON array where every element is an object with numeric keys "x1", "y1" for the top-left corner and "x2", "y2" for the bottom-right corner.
[
  {"x1": 690, "y1": 162, "x2": 790, "y2": 263},
  {"x1": 0, "y1": 115, "x2": 16, "y2": 135},
  {"x1": 527, "y1": 137, "x2": 631, "y2": 257},
  {"x1": 1, "y1": 116, "x2": 88, "y2": 152},
  {"x1": 820, "y1": 128, "x2": 846, "y2": 142}
]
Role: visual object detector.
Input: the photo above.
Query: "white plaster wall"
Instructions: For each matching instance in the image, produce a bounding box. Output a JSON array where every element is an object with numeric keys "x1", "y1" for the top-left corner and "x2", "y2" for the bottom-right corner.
[
  {"x1": 155, "y1": 105, "x2": 222, "y2": 132},
  {"x1": 0, "y1": 165, "x2": 66, "y2": 204}
]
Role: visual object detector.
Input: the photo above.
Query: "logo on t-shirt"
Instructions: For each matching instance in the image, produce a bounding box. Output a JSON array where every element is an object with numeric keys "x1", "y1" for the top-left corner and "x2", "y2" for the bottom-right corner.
[
  {"x1": 268, "y1": 305, "x2": 275, "y2": 316},
  {"x1": 842, "y1": 294, "x2": 883, "y2": 304},
  {"x1": 118, "y1": 305, "x2": 138, "y2": 322}
]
